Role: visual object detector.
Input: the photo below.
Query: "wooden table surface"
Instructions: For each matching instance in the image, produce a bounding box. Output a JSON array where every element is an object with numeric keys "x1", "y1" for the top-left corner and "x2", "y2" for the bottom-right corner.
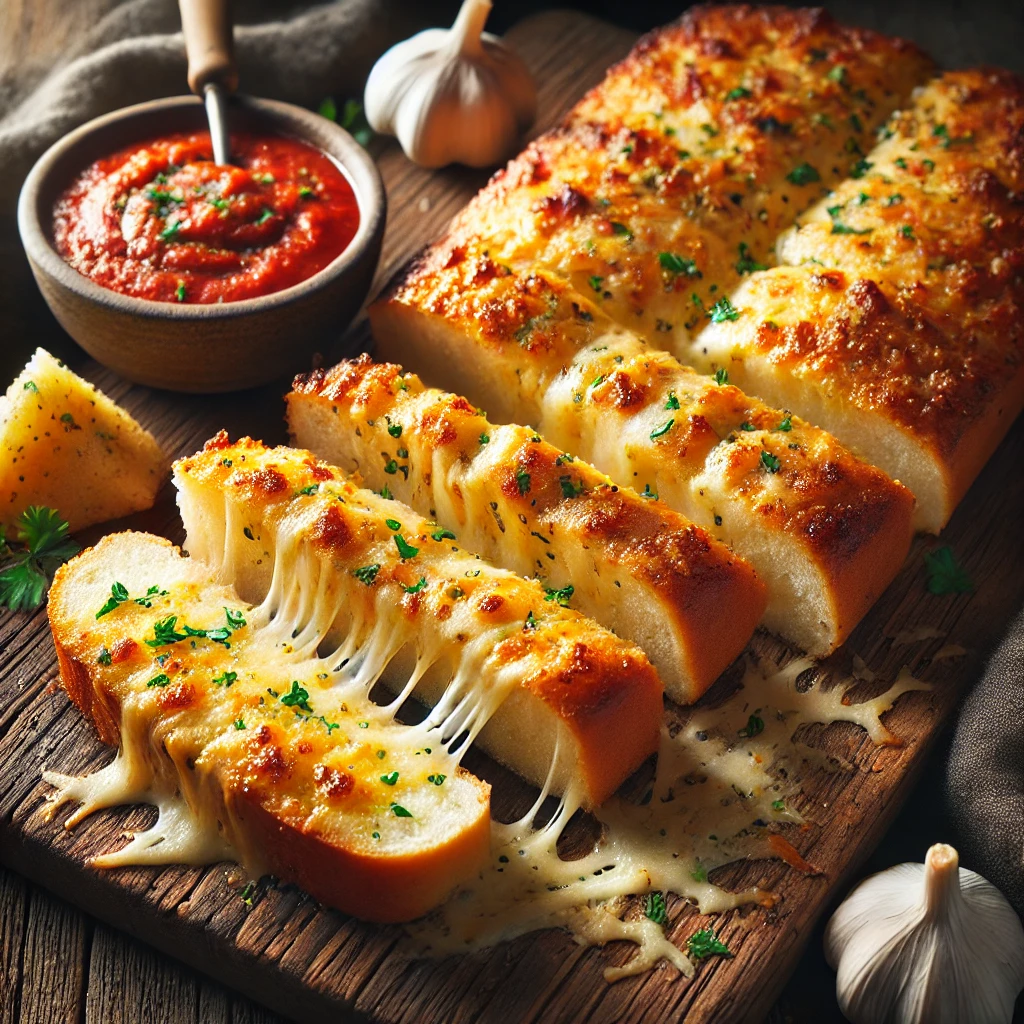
[{"x1": 2, "y1": 3, "x2": 1023, "y2": 1023}]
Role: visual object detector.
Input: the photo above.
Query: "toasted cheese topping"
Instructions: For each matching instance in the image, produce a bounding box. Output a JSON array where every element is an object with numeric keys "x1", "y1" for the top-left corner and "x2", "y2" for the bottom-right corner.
[{"x1": 288, "y1": 355, "x2": 767, "y2": 703}]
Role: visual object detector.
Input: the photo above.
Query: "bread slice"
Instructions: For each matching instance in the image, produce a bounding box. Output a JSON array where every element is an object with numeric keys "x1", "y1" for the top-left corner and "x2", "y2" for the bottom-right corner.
[
  {"x1": 372, "y1": 262, "x2": 914, "y2": 657},
  {"x1": 432, "y1": 6, "x2": 932, "y2": 362},
  {"x1": 697, "y1": 71, "x2": 1024, "y2": 532},
  {"x1": 172, "y1": 434, "x2": 664, "y2": 807},
  {"x1": 286, "y1": 355, "x2": 767, "y2": 704},
  {"x1": 0, "y1": 348, "x2": 166, "y2": 531},
  {"x1": 46, "y1": 531, "x2": 491, "y2": 923}
]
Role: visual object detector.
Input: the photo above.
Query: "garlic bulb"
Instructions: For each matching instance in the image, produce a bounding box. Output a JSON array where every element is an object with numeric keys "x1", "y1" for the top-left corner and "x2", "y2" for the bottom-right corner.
[
  {"x1": 363, "y1": 0, "x2": 536, "y2": 169},
  {"x1": 825, "y1": 844, "x2": 1024, "y2": 1024}
]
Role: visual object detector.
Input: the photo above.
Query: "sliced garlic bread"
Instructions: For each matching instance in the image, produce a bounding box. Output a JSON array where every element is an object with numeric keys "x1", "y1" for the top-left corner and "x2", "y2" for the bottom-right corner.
[
  {"x1": 47, "y1": 531, "x2": 491, "y2": 922},
  {"x1": 372, "y1": 263, "x2": 914, "y2": 657},
  {"x1": 173, "y1": 435, "x2": 664, "y2": 807},
  {"x1": 435, "y1": 6, "x2": 932, "y2": 360},
  {"x1": 1, "y1": 349, "x2": 165, "y2": 531},
  {"x1": 698, "y1": 71, "x2": 1024, "y2": 531},
  {"x1": 286, "y1": 355, "x2": 767, "y2": 704}
]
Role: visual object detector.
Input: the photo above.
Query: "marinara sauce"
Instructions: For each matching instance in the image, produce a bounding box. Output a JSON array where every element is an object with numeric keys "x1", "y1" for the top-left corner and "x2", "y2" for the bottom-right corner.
[{"x1": 52, "y1": 131, "x2": 360, "y2": 304}]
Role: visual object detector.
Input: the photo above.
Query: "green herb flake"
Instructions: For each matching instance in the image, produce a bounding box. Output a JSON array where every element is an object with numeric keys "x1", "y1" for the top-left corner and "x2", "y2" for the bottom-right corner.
[
  {"x1": 850, "y1": 158, "x2": 873, "y2": 179},
  {"x1": 428, "y1": 773, "x2": 446, "y2": 786},
  {"x1": 146, "y1": 673, "x2": 171, "y2": 688},
  {"x1": 515, "y1": 468, "x2": 531, "y2": 496},
  {"x1": 380, "y1": 771, "x2": 399, "y2": 786},
  {"x1": 827, "y1": 64, "x2": 848, "y2": 86},
  {"x1": 431, "y1": 527, "x2": 456, "y2": 543},
  {"x1": 659, "y1": 252, "x2": 701, "y2": 277},
  {"x1": 688, "y1": 928, "x2": 732, "y2": 960},
  {"x1": 255, "y1": 208, "x2": 274, "y2": 226},
  {"x1": 725, "y1": 86, "x2": 752, "y2": 101},
  {"x1": 559, "y1": 476, "x2": 584, "y2": 499},
  {"x1": 387, "y1": 423, "x2": 403, "y2": 438},
  {"x1": 394, "y1": 535, "x2": 419, "y2": 560},
  {"x1": 709, "y1": 297, "x2": 740, "y2": 323},
  {"x1": 524, "y1": 610, "x2": 539, "y2": 631},
  {"x1": 760, "y1": 451, "x2": 781, "y2": 474},
  {"x1": 97, "y1": 646, "x2": 112, "y2": 665},
  {"x1": 479, "y1": 433, "x2": 490, "y2": 445},
  {"x1": 353, "y1": 563, "x2": 381, "y2": 586},
  {"x1": 739, "y1": 712, "x2": 765, "y2": 738},
  {"x1": 234, "y1": 719, "x2": 246, "y2": 730},
  {"x1": 175, "y1": 281, "x2": 186, "y2": 302},
  {"x1": 225, "y1": 608, "x2": 246, "y2": 630},
  {"x1": 714, "y1": 368, "x2": 729, "y2": 386},
  {"x1": 159, "y1": 220, "x2": 181, "y2": 242},
  {"x1": 786, "y1": 163, "x2": 821, "y2": 186},
  {"x1": 641, "y1": 484, "x2": 658, "y2": 500},
  {"x1": 544, "y1": 584, "x2": 574, "y2": 607},
  {"x1": 665, "y1": 391, "x2": 681, "y2": 410},
  {"x1": 650, "y1": 418, "x2": 674, "y2": 441},
  {"x1": 691, "y1": 863, "x2": 708, "y2": 883},
  {"x1": 900, "y1": 224, "x2": 916, "y2": 240},
  {"x1": 777, "y1": 416, "x2": 792, "y2": 432},
  {"x1": 96, "y1": 581, "x2": 130, "y2": 619},
  {"x1": 391, "y1": 803, "x2": 413, "y2": 818},
  {"x1": 589, "y1": 274, "x2": 605, "y2": 294},
  {"x1": 280, "y1": 680, "x2": 312, "y2": 712},
  {"x1": 735, "y1": 241, "x2": 767, "y2": 274},
  {"x1": 385, "y1": 518, "x2": 402, "y2": 532},
  {"x1": 924, "y1": 546, "x2": 973, "y2": 595},
  {"x1": 213, "y1": 670, "x2": 237, "y2": 687},
  {"x1": 644, "y1": 892, "x2": 668, "y2": 925},
  {"x1": 772, "y1": 798, "x2": 786, "y2": 811}
]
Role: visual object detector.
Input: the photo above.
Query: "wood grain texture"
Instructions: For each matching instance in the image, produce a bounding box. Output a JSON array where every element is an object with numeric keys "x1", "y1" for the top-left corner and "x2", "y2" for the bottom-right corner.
[{"x1": 1, "y1": 8, "x2": 1023, "y2": 1024}]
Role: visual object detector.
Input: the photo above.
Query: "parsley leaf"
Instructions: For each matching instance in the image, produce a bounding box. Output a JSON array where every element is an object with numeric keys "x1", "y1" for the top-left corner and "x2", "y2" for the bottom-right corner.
[
  {"x1": 404, "y1": 577, "x2": 428, "y2": 594},
  {"x1": 544, "y1": 584, "x2": 574, "y2": 607},
  {"x1": 353, "y1": 563, "x2": 380, "y2": 586},
  {"x1": 786, "y1": 163, "x2": 820, "y2": 186},
  {"x1": 924, "y1": 547, "x2": 973, "y2": 595},
  {"x1": 0, "y1": 506, "x2": 78, "y2": 612},
  {"x1": 644, "y1": 892, "x2": 668, "y2": 925},
  {"x1": 394, "y1": 535, "x2": 419, "y2": 560},
  {"x1": 735, "y1": 242, "x2": 767, "y2": 275},
  {"x1": 96, "y1": 581, "x2": 130, "y2": 619},
  {"x1": 760, "y1": 451, "x2": 781, "y2": 474},
  {"x1": 515, "y1": 468, "x2": 531, "y2": 495},
  {"x1": 709, "y1": 297, "x2": 740, "y2": 323},
  {"x1": 688, "y1": 928, "x2": 732, "y2": 960},
  {"x1": 659, "y1": 252, "x2": 701, "y2": 277},
  {"x1": 650, "y1": 418, "x2": 674, "y2": 440},
  {"x1": 280, "y1": 680, "x2": 312, "y2": 712}
]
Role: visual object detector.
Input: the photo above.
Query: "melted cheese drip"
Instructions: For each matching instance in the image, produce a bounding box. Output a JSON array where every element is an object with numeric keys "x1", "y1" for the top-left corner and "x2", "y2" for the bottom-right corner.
[{"x1": 408, "y1": 655, "x2": 931, "y2": 979}]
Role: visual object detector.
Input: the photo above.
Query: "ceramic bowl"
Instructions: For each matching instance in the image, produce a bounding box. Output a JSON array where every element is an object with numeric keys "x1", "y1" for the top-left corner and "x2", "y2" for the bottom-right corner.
[{"x1": 17, "y1": 95, "x2": 385, "y2": 393}]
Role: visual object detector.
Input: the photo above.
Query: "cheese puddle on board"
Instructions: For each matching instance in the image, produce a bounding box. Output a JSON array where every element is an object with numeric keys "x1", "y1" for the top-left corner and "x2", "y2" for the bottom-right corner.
[
  {"x1": 405, "y1": 655, "x2": 930, "y2": 980},
  {"x1": 42, "y1": 509, "x2": 933, "y2": 983}
]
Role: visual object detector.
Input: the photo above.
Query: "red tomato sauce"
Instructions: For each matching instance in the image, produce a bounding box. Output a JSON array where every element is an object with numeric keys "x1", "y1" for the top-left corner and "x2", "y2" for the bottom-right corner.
[{"x1": 52, "y1": 132, "x2": 360, "y2": 304}]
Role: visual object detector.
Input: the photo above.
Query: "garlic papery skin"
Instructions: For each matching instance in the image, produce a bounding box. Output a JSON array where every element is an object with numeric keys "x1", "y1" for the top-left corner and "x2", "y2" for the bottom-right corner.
[
  {"x1": 825, "y1": 844, "x2": 1024, "y2": 1024},
  {"x1": 363, "y1": 0, "x2": 536, "y2": 169}
]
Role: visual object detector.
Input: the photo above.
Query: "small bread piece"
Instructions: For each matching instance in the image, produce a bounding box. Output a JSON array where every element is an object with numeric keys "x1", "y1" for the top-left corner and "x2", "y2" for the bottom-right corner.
[
  {"x1": 173, "y1": 435, "x2": 664, "y2": 806},
  {"x1": 287, "y1": 355, "x2": 767, "y2": 704},
  {"x1": 47, "y1": 531, "x2": 492, "y2": 923},
  {"x1": 698, "y1": 71, "x2": 1024, "y2": 531},
  {"x1": 372, "y1": 262, "x2": 914, "y2": 657},
  {"x1": 0, "y1": 348, "x2": 165, "y2": 531},
  {"x1": 435, "y1": 6, "x2": 932, "y2": 360}
]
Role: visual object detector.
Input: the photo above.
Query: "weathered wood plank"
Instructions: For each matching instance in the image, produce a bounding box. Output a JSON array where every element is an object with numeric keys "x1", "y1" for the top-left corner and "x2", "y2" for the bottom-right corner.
[{"x1": 1, "y1": 9, "x2": 1023, "y2": 1024}]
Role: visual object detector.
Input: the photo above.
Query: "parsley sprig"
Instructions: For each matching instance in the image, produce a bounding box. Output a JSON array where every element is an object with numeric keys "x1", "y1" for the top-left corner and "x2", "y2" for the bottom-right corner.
[{"x1": 0, "y1": 507, "x2": 78, "y2": 612}]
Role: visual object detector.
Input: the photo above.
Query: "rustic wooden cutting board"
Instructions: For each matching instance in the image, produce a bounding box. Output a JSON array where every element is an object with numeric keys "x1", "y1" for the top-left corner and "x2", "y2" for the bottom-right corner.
[{"x1": 2, "y1": 10, "x2": 1023, "y2": 1024}]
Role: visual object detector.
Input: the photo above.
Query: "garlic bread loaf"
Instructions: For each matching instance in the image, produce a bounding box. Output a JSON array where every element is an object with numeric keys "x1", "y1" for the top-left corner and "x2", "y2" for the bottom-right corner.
[
  {"x1": 47, "y1": 531, "x2": 492, "y2": 922},
  {"x1": 173, "y1": 435, "x2": 664, "y2": 806},
  {"x1": 435, "y1": 5, "x2": 932, "y2": 361},
  {"x1": 372, "y1": 262, "x2": 914, "y2": 657},
  {"x1": 287, "y1": 355, "x2": 767, "y2": 703},
  {"x1": 698, "y1": 70, "x2": 1024, "y2": 531}
]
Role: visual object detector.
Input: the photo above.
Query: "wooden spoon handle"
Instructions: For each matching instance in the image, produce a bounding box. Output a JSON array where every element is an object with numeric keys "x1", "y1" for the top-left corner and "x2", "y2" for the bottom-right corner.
[{"x1": 179, "y1": 0, "x2": 238, "y2": 95}]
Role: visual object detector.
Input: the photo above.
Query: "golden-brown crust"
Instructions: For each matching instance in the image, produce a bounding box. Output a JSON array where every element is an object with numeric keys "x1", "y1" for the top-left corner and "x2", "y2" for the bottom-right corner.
[
  {"x1": 177, "y1": 439, "x2": 665, "y2": 805},
  {"x1": 290, "y1": 355, "x2": 768, "y2": 701}
]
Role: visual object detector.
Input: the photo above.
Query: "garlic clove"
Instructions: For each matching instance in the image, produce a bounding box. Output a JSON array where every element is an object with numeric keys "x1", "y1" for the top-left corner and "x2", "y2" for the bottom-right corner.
[
  {"x1": 825, "y1": 844, "x2": 1024, "y2": 1024},
  {"x1": 363, "y1": 0, "x2": 536, "y2": 169}
]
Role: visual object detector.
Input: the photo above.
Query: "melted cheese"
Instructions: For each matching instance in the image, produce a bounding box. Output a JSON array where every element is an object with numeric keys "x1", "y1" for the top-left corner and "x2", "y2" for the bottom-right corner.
[{"x1": 407, "y1": 654, "x2": 930, "y2": 977}]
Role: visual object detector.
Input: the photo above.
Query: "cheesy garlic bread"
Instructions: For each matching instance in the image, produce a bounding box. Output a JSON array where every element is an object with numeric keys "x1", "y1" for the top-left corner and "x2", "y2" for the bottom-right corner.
[
  {"x1": 287, "y1": 355, "x2": 768, "y2": 703},
  {"x1": 373, "y1": 258, "x2": 914, "y2": 657},
  {"x1": 173, "y1": 435, "x2": 664, "y2": 806},
  {"x1": 700, "y1": 70, "x2": 1024, "y2": 531}
]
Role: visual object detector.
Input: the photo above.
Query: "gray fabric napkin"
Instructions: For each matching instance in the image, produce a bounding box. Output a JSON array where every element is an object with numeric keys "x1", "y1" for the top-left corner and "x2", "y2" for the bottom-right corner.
[
  {"x1": 947, "y1": 607, "x2": 1024, "y2": 917},
  {"x1": 0, "y1": 0, "x2": 451, "y2": 219}
]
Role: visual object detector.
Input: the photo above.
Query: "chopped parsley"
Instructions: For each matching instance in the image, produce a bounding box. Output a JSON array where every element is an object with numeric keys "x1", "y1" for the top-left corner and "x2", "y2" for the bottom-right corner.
[
  {"x1": 225, "y1": 608, "x2": 246, "y2": 630},
  {"x1": 403, "y1": 576, "x2": 428, "y2": 594},
  {"x1": 146, "y1": 673, "x2": 171, "y2": 688},
  {"x1": 644, "y1": 892, "x2": 668, "y2": 925},
  {"x1": 524, "y1": 610, "x2": 539, "y2": 630},
  {"x1": 295, "y1": 483, "x2": 319, "y2": 496},
  {"x1": 431, "y1": 526, "x2": 456, "y2": 542},
  {"x1": 428, "y1": 774, "x2": 446, "y2": 786},
  {"x1": 159, "y1": 220, "x2": 181, "y2": 242},
  {"x1": 687, "y1": 928, "x2": 732, "y2": 960},
  {"x1": 146, "y1": 615, "x2": 188, "y2": 647},
  {"x1": 255, "y1": 208, "x2": 274, "y2": 226},
  {"x1": 380, "y1": 771, "x2": 399, "y2": 786},
  {"x1": 515, "y1": 468, "x2": 531, "y2": 495},
  {"x1": 714, "y1": 368, "x2": 729, "y2": 386},
  {"x1": 650, "y1": 418, "x2": 674, "y2": 440},
  {"x1": 394, "y1": 535, "x2": 419, "y2": 560},
  {"x1": 786, "y1": 163, "x2": 820, "y2": 186},
  {"x1": 97, "y1": 647, "x2": 112, "y2": 666},
  {"x1": 589, "y1": 274, "x2": 605, "y2": 293},
  {"x1": 212, "y1": 671, "x2": 237, "y2": 687},
  {"x1": 827, "y1": 64, "x2": 848, "y2": 86},
  {"x1": 387, "y1": 423, "x2": 402, "y2": 438},
  {"x1": 709, "y1": 297, "x2": 740, "y2": 323},
  {"x1": 739, "y1": 712, "x2": 765, "y2": 738},
  {"x1": 280, "y1": 680, "x2": 312, "y2": 712},
  {"x1": 96, "y1": 581, "x2": 130, "y2": 619},
  {"x1": 924, "y1": 547, "x2": 973, "y2": 595},
  {"x1": 641, "y1": 484, "x2": 658, "y2": 500},
  {"x1": 760, "y1": 451, "x2": 781, "y2": 474},
  {"x1": 391, "y1": 803, "x2": 413, "y2": 818},
  {"x1": 385, "y1": 518, "x2": 402, "y2": 532},
  {"x1": 777, "y1": 416, "x2": 792, "y2": 432},
  {"x1": 665, "y1": 392, "x2": 680, "y2": 410},
  {"x1": 234, "y1": 719, "x2": 246, "y2": 730},
  {"x1": 479, "y1": 433, "x2": 490, "y2": 445},
  {"x1": 379, "y1": 485, "x2": 393, "y2": 500},
  {"x1": 900, "y1": 224, "x2": 916, "y2": 240},
  {"x1": 559, "y1": 476, "x2": 585, "y2": 499},
  {"x1": 850, "y1": 158, "x2": 873, "y2": 178},
  {"x1": 0, "y1": 507, "x2": 78, "y2": 612},
  {"x1": 353, "y1": 563, "x2": 381, "y2": 586},
  {"x1": 735, "y1": 242, "x2": 767, "y2": 275},
  {"x1": 544, "y1": 584, "x2": 574, "y2": 607},
  {"x1": 658, "y1": 252, "x2": 701, "y2": 277},
  {"x1": 175, "y1": 282, "x2": 186, "y2": 302},
  {"x1": 725, "y1": 86, "x2": 752, "y2": 101}
]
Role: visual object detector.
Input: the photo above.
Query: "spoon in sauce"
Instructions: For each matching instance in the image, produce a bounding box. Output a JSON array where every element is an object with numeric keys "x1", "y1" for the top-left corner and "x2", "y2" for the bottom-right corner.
[{"x1": 178, "y1": 0, "x2": 236, "y2": 165}]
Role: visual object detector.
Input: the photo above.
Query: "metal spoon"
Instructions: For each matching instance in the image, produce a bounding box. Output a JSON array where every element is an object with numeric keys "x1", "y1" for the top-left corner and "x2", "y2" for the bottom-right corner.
[{"x1": 178, "y1": 0, "x2": 237, "y2": 164}]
